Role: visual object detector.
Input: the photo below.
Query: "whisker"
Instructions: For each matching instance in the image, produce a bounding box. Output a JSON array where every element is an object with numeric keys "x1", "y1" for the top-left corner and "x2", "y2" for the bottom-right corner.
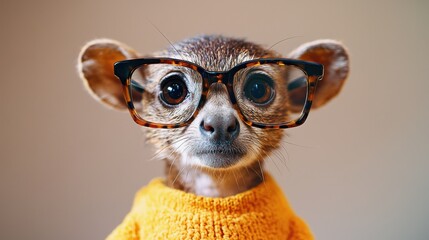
[
  {"x1": 244, "y1": 164, "x2": 250, "y2": 175},
  {"x1": 267, "y1": 152, "x2": 282, "y2": 175},
  {"x1": 278, "y1": 145, "x2": 290, "y2": 171},
  {"x1": 146, "y1": 19, "x2": 185, "y2": 60},
  {"x1": 283, "y1": 139, "x2": 313, "y2": 148},
  {"x1": 221, "y1": 171, "x2": 227, "y2": 185},
  {"x1": 172, "y1": 161, "x2": 187, "y2": 185},
  {"x1": 168, "y1": 154, "x2": 178, "y2": 177},
  {"x1": 248, "y1": 162, "x2": 263, "y2": 181},
  {"x1": 232, "y1": 170, "x2": 239, "y2": 189},
  {"x1": 149, "y1": 144, "x2": 170, "y2": 161},
  {"x1": 253, "y1": 150, "x2": 266, "y2": 185},
  {"x1": 270, "y1": 149, "x2": 288, "y2": 170},
  {"x1": 239, "y1": 168, "x2": 248, "y2": 187},
  {"x1": 267, "y1": 36, "x2": 303, "y2": 51},
  {"x1": 185, "y1": 163, "x2": 192, "y2": 182},
  {"x1": 166, "y1": 138, "x2": 192, "y2": 178},
  {"x1": 245, "y1": 144, "x2": 264, "y2": 181}
]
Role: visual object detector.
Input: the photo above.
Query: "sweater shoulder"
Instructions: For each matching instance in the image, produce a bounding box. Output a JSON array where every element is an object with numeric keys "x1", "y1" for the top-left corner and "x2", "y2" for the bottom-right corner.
[
  {"x1": 106, "y1": 212, "x2": 140, "y2": 240},
  {"x1": 287, "y1": 216, "x2": 314, "y2": 240}
]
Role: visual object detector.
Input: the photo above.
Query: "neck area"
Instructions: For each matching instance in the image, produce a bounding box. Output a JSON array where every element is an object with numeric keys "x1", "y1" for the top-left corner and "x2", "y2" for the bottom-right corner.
[{"x1": 165, "y1": 161, "x2": 265, "y2": 197}]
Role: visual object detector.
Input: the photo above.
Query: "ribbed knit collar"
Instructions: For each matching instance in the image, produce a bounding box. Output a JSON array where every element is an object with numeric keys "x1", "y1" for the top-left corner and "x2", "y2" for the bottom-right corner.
[{"x1": 136, "y1": 173, "x2": 285, "y2": 214}]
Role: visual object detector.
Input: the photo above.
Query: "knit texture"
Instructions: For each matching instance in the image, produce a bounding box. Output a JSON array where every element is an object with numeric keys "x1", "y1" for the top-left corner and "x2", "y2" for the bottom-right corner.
[{"x1": 106, "y1": 174, "x2": 313, "y2": 240}]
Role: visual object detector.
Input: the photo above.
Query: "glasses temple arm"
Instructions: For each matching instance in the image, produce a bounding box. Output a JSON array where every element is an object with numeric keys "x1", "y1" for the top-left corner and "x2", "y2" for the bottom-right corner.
[
  {"x1": 131, "y1": 80, "x2": 145, "y2": 93},
  {"x1": 287, "y1": 76, "x2": 307, "y2": 91}
]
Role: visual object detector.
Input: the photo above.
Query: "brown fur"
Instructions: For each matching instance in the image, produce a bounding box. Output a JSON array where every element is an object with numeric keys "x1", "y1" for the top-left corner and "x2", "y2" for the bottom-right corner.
[{"x1": 142, "y1": 36, "x2": 285, "y2": 194}]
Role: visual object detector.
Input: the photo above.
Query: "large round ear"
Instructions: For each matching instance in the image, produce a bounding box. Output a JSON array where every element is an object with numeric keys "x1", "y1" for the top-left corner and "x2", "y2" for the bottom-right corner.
[
  {"x1": 288, "y1": 40, "x2": 349, "y2": 109},
  {"x1": 77, "y1": 39, "x2": 139, "y2": 109}
]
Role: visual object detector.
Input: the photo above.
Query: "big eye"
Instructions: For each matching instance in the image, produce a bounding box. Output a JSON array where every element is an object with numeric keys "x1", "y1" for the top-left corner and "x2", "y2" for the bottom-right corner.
[
  {"x1": 243, "y1": 73, "x2": 275, "y2": 105},
  {"x1": 160, "y1": 73, "x2": 188, "y2": 106}
]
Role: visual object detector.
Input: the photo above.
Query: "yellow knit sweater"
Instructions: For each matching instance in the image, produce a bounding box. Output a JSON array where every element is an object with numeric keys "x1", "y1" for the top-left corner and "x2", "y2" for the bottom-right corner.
[{"x1": 107, "y1": 174, "x2": 313, "y2": 240}]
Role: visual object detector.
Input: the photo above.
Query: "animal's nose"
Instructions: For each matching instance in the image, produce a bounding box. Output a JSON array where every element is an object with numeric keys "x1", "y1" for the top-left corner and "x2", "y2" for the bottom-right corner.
[{"x1": 200, "y1": 113, "x2": 239, "y2": 142}]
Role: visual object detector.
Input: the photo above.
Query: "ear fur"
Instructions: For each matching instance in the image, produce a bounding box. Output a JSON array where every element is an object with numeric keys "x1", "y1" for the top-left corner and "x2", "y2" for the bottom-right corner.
[
  {"x1": 289, "y1": 40, "x2": 349, "y2": 109},
  {"x1": 77, "y1": 39, "x2": 139, "y2": 109}
]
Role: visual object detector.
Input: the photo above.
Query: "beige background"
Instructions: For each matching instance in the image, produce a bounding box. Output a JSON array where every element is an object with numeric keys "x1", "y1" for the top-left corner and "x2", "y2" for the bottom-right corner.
[{"x1": 1, "y1": 1, "x2": 428, "y2": 239}]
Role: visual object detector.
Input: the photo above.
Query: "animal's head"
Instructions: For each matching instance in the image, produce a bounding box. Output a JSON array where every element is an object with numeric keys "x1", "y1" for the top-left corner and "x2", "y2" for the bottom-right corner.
[{"x1": 78, "y1": 35, "x2": 349, "y2": 171}]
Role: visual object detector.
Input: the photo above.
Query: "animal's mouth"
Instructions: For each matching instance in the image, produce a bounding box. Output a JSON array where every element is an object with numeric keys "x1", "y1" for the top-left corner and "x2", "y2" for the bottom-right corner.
[
  {"x1": 194, "y1": 145, "x2": 246, "y2": 168},
  {"x1": 196, "y1": 148, "x2": 243, "y2": 155}
]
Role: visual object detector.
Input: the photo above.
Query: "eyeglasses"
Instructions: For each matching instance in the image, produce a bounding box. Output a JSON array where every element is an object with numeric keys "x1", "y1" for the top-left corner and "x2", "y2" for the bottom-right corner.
[{"x1": 114, "y1": 58, "x2": 323, "y2": 129}]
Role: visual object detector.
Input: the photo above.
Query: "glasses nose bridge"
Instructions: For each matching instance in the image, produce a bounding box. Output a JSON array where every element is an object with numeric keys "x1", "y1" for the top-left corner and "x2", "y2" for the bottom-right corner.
[
  {"x1": 205, "y1": 71, "x2": 229, "y2": 86},
  {"x1": 201, "y1": 71, "x2": 238, "y2": 107}
]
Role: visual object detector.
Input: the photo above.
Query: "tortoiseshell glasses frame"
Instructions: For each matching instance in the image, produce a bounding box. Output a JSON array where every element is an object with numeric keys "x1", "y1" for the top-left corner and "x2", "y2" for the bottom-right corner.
[{"x1": 114, "y1": 58, "x2": 323, "y2": 129}]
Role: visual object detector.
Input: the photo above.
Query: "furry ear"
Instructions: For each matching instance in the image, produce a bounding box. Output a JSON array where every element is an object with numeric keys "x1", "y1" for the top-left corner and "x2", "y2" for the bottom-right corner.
[
  {"x1": 289, "y1": 40, "x2": 349, "y2": 109},
  {"x1": 77, "y1": 39, "x2": 138, "y2": 109}
]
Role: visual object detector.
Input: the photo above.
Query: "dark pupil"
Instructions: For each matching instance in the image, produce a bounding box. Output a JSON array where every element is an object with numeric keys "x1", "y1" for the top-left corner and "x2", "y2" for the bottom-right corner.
[
  {"x1": 250, "y1": 81, "x2": 267, "y2": 100},
  {"x1": 244, "y1": 73, "x2": 274, "y2": 105},
  {"x1": 167, "y1": 82, "x2": 183, "y2": 100},
  {"x1": 161, "y1": 74, "x2": 188, "y2": 106}
]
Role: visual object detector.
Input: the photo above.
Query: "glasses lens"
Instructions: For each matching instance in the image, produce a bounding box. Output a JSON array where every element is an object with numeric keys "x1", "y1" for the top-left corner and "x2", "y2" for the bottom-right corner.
[
  {"x1": 129, "y1": 63, "x2": 202, "y2": 125},
  {"x1": 233, "y1": 63, "x2": 308, "y2": 125}
]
